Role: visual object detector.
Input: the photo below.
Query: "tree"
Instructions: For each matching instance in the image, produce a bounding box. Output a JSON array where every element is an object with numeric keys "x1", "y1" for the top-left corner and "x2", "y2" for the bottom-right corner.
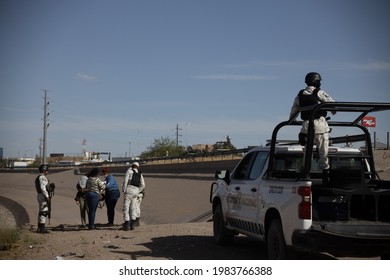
[{"x1": 140, "y1": 137, "x2": 186, "y2": 158}]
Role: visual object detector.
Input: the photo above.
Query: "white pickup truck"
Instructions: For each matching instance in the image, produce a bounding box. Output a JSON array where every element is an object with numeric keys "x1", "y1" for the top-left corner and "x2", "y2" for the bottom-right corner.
[{"x1": 210, "y1": 102, "x2": 390, "y2": 259}]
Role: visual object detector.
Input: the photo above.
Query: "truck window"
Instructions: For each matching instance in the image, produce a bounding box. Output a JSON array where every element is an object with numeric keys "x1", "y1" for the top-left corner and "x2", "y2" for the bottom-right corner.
[
  {"x1": 331, "y1": 157, "x2": 364, "y2": 169},
  {"x1": 270, "y1": 154, "x2": 303, "y2": 178},
  {"x1": 232, "y1": 152, "x2": 256, "y2": 180},
  {"x1": 249, "y1": 152, "x2": 268, "y2": 179},
  {"x1": 273, "y1": 155, "x2": 302, "y2": 171}
]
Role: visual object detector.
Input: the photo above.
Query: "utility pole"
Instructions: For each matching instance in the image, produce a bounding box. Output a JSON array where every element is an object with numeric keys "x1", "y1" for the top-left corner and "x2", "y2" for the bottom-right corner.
[
  {"x1": 39, "y1": 138, "x2": 43, "y2": 160},
  {"x1": 175, "y1": 124, "x2": 182, "y2": 146},
  {"x1": 185, "y1": 122, "x2": 190, "y2": 148},
  {"x1": 41, "y1": 89, "x2": 50, "y2": 164}
]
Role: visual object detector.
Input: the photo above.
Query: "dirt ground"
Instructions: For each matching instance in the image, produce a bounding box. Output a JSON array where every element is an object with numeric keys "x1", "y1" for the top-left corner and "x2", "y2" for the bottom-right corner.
[
  {"x1": 2, "y1": 221, "x2": 288, "y2": 260},
  {"x1": 0, "y1": 152, "x2": 389, "y2": 260},
  {"x1": 0, "y1": 170, "x2": 221, "y2": 260}
]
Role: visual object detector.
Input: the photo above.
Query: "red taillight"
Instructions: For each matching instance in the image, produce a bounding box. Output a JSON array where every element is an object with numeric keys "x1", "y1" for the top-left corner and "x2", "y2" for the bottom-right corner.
[{"x1": 298, "y1": 186, "x2": 311, "y2": 219}]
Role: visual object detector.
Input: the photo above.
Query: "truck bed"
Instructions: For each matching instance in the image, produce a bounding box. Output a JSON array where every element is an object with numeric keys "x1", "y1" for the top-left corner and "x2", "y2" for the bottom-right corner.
[{"x1": 311, "y1": 168, "x2": 390, "y2": 222}]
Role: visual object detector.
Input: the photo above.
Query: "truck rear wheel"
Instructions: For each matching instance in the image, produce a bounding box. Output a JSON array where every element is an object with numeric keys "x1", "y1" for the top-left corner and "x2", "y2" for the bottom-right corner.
[
  {"x1": 213, "y1": 204, "x2": 234, "y2": 245},
  {"x1": 267, "y1": 219, "x2": 287, "y2": 259}
]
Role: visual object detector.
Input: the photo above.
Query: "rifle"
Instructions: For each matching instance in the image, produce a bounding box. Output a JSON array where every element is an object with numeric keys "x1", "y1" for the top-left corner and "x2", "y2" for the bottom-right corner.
[{"x1": 47, "y1": 183, "x2": 56, "y2": 224}]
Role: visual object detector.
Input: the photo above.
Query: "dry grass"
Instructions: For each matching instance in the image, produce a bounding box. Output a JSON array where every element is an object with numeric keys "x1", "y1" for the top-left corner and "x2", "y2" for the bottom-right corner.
[{"x1": 0, "y1": 228, "x2": 20, "y2": 251}]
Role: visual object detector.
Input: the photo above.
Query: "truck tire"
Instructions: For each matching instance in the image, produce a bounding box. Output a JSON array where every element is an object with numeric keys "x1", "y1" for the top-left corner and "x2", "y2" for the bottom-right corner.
[
  {"x1": 213, "y1": 204, "x2": 234, "y2": 245},
  {"x1": 266, "y1": 219, "x2": 287, "y2": 259}
]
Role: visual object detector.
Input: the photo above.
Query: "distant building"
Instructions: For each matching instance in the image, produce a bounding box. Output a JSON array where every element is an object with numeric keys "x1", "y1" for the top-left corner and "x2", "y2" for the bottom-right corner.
[
  {"x1": 50, "y1": 153, "x2": 65, "y2": 158},
  {"x1": 11, "y1": 161, "x2": 28, "y2": 168},
  {"x1": 191, "y1": 144, "x2": 212, "y2": 151}
]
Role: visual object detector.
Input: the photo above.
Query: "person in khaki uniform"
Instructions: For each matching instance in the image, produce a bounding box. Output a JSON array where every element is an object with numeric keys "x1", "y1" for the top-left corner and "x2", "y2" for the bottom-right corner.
[
  {"x1": 122, "y1": 162, "x2": 145, "y2": 230},
  {"x1": 35, "y1": 164, "x2": 51, "y2": 233},
  {"x1": 290, "y1": 72, "x2": 336, "y2": 172}
]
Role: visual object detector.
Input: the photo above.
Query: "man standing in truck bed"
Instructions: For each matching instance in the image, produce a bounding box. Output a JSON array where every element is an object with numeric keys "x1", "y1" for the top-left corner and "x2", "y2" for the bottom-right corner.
[{"x1": 290, "y1": 72, "x2": 335, "y2": 173}]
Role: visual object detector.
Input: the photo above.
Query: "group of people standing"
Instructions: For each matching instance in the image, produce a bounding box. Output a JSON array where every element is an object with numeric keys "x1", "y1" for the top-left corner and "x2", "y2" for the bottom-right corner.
[
  {"x1": 75, "y1": 166, "x2": 121, "y2": 229},
  {"x1": 35, "y1": 162, "x2": 145, "y2": 233},
  {"x1": 74, "y1": 162, "x2": 145, "y2": 230}
]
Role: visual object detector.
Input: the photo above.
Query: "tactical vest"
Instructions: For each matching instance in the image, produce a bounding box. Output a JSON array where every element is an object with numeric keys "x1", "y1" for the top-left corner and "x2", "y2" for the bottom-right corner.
[
  {"x1": 35, "y1": 175, "x2": 50, "y2": 193},
  {"x1": 298, "y1": 88, "x2": 327, "y2": 120},
  {"x1": 129, "y1": 172, "x2": 141, "y2": 187},
  {"x1": 35, "y1": 175, "x2": 43, "y2": 193}
]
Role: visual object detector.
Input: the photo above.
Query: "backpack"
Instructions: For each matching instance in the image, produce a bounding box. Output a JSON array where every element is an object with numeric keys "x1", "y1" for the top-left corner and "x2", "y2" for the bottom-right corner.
[{"x1": 129, "y1": 171, "x2": 141, "y2": 187}]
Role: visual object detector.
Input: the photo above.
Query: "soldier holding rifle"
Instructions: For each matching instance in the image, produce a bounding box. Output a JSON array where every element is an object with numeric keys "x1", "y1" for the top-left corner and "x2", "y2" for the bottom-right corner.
[{"x1": 35, "y1": 164, "x2": 55, "y2": 233}]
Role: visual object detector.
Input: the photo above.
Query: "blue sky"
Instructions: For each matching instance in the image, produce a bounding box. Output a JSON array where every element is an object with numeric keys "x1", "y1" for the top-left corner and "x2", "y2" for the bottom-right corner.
[{"x1": 1, "y1": 0, "x2": 389, "y2": 158}]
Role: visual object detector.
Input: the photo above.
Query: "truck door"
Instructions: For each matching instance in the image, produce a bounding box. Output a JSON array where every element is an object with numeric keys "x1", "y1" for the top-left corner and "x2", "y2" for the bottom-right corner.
[{"x1": 227, "y1": 151, "x2": 268, "y2": 225}]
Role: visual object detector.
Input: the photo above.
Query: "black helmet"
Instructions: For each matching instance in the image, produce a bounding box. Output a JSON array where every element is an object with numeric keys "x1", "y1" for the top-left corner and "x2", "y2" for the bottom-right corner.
[
  {"x1": 305, "y1": 72, "x2": 322, "y2": 86},
  {"x1": 39, "y1": 164, "x2": 49, "y2": 173}
]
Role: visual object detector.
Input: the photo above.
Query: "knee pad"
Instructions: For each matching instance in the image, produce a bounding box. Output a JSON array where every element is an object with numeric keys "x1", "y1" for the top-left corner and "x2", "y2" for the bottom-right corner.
[{"x1": 39, "y1": 211, "x2": 48, "y2": 217}]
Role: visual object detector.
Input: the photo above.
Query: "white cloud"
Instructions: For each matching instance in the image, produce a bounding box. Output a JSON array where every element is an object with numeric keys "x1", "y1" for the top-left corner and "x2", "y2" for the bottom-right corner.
[
  {"x1": 75, "y1": 73, "x2": 97, "y2": 81},
  {"x1": 351, "y1": 60, "x2": 390, "y2": 71},
  {"x1": 230, "y1": 58, "x2": 390, "y2": 72},
  {"x1": 192, "y1": 74, "x2": 276, "y2": 81},
  {"x1": 251, "y1": 60, "x2": 319, "y2": 68}
]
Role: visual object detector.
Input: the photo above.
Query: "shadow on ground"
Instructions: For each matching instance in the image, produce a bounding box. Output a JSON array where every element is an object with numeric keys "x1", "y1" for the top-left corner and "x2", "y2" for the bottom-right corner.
[
  {"x1": 114, "y1": 235, "x2": 267, "y2": 260},
  {"x1": 112, "y1": 235, "x2": 335, "y2": 260}
]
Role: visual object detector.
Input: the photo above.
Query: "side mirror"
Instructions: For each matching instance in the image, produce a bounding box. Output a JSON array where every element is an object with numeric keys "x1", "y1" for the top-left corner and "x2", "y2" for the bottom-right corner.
[{"x1": 215, "y1": 170, "x2": 230, "y2": 184}]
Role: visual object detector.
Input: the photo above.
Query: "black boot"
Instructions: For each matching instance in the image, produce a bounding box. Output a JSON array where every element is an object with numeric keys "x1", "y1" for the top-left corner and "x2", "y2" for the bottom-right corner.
[
  {"x1": 322, "y1": 169, "x2": 330, "y2": 185},
  {"x1": 123, "y1": 221, "x2": 131, "y2": 231},
  {"x1": 37, "y1": 223, "x2": 49, "y2": 234},
  {"x1": 133, "y1": 218, "x2": 140, "y2": 227},
  {"x1": 130, "y1": 220, "x2": 134, "y2": 230}
]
